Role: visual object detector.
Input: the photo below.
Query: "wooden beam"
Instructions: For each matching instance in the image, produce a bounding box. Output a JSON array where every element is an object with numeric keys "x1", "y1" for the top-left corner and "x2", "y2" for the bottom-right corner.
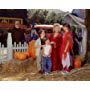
[{"x1": 85, "y1": 9, "x2": 90, "y2": 62}]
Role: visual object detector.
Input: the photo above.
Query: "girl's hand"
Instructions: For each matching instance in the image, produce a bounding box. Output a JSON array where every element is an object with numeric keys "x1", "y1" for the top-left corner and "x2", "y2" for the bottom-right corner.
[
  {"x1": 63, "y1": 51, "x2": 67, "y2": 60},
  {"x1": 64, "y1": 50, "x2": 66, "y2": 53}
]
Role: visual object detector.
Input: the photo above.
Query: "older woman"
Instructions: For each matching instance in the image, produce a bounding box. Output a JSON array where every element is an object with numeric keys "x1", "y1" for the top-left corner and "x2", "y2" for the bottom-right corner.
[{"x1": 50, "y1": 23, "x2": 63, "y2": 71}]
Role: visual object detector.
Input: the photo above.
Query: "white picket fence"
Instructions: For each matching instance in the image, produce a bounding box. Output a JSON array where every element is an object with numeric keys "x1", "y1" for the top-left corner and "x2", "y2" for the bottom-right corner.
[{"x1": 0, "y1": 33, "x2": 28, "y2": 63}]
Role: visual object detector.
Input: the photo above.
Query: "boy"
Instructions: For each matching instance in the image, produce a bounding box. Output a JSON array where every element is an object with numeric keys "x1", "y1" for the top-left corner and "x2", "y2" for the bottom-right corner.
[{"x1": 42, "y1": 38, "x2": 52, "y2": 75}]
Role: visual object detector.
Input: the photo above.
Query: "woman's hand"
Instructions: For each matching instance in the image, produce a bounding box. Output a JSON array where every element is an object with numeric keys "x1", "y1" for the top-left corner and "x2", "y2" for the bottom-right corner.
[
  {"x1": 51, "y1": 42, "x2": 56, "y2": 48},
  {"x1": 36, "y1": 45, "x2": 46, "y2": 48},
  {"x1": 51, "y1": 42, "x2": 56, "y2": 45},
  {"x1": 36, "y1": 45, "x2": 42, "y2": 48}
]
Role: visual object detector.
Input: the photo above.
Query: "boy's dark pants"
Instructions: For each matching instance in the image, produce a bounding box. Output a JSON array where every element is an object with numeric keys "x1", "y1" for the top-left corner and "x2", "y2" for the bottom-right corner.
[{"x1": 42, "y1": 56, "x2": 52, "y2": 73}]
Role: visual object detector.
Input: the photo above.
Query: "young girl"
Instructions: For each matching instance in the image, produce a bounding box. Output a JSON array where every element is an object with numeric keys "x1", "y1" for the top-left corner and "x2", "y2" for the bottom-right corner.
[
  {"x1": 35, "y1": 29, "x2": 46, "y2": 73},
  {"x1": 61, "y1": 23, "x2": 73, "y2": 74},
  {"x1": 42, "y1": 38, "x2": 52, "y2": 75}
]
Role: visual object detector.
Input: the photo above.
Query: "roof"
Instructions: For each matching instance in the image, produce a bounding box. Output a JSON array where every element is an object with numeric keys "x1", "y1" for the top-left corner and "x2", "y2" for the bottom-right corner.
[
  {"x1": 63, "y1": 12, "x2": 85, "y2": 27},
  {"x1": 72, "y1": 9, "x2": 86, "y2": 19}
]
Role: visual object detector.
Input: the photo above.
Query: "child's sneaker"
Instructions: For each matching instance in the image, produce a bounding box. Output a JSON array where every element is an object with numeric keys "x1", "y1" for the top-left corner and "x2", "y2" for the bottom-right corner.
[
  {"x1": 44, "y1": 72, "x2": 49, "y2": 76},
  {"x1": 66, "y1": 68, "x2": 71, "y2": 72},
  {"x1": 44, "y1": 72, "x2": 52, "y2": 76},
  {"x1": 61, "y1": 70, "x2": 66, "y2": 75}
]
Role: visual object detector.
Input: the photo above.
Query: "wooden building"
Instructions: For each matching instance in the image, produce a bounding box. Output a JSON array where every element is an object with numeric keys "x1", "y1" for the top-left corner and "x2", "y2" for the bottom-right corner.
[{"x1": 85, "y1": 9, "x2": 90, "y2": 62}]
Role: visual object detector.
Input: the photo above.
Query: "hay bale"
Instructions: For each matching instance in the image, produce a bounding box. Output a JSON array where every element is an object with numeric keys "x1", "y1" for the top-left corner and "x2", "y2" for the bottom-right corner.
[{"x1": 1, "y1": 58, "x2": 35, "y2": 74}]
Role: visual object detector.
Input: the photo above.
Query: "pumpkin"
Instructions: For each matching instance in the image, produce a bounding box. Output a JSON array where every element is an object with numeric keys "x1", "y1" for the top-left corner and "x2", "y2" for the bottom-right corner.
[
  {"x1": 28, "y1": 40, "x2": 36, "y2": 59},
  {"x1": 14, "y1": 52, "x2": 20, "y2": 59},
  {"x1": 78, "y1": 56, "x2": 84, "y2": 62},
  {"x1": 14, "y1": 52, "x2": 27, "y2": 60},
  {"x1": 18, "y1": 53, "x2": 27, "y2": 60},
  {"x1": 74, "y1": 56, "x2": 82, "y2": 68},
  {"x1": 24, "y1": 52, "x2": 30, "y2": 58}
]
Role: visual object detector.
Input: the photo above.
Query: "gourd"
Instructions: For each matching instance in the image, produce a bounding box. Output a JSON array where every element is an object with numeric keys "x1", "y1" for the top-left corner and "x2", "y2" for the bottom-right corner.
[{"x1": 74, "y1": 56, "x2": 82, "y2": 68}]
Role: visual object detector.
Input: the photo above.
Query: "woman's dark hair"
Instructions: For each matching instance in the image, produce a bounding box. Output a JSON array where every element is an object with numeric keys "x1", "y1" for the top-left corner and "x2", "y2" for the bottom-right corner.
[
  {"x1": 63, "y1": 23, "x2": 71, "y2": 31},
  {"x1": 38, "y1": 29, "x2": 45, "y2": 36}
]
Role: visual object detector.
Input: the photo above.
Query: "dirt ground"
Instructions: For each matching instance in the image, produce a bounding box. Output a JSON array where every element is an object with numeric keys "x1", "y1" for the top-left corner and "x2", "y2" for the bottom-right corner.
[{"x1": 0, "y1": 58, "x2": 90, "y2": 81}]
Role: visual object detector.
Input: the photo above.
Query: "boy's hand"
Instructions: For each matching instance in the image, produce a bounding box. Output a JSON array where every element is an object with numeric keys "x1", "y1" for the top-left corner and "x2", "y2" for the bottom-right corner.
[{"x1": 41, "y1": 45, "x2": 45, "y2": 47}]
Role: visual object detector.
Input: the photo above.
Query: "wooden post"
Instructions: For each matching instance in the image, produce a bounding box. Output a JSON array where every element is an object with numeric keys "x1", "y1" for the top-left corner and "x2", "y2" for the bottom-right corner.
[
  {"x1": 0, "y1": 43, "x2": 1, "y2": 62},
  {"x1": 85, "y1": 9, "x2": 90, "y2": 63},
  {"x1": 7, "y1": 33, "x2": 13, "y2": 60}
]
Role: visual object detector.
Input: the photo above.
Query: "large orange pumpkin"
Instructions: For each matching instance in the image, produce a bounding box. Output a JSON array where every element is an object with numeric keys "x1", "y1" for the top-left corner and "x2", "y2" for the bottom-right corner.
[
  {"x1": 28, "y1": 40, "x2": 36, "y2": 59},
  {"x1": 74, "y1": 56, "x2": 82, "y2": 68},
  {"x1": 19, "y1": 53, "x2": 27, "y2": 60},
  {"x1": 14, "y1": 52, "x2": 20, "y2": 59},
  {"x1": 24, "y1": 52, "x2": 30, "y2": 58},
  {"x1": 14, "y1": 52, "x2": 27, "y2": 60}
]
